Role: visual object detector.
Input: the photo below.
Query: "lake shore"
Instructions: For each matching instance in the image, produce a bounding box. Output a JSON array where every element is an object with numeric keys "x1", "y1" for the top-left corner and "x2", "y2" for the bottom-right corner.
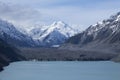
[{"x1": 0, "y1": 47, "x2": 119, "y2": 72}]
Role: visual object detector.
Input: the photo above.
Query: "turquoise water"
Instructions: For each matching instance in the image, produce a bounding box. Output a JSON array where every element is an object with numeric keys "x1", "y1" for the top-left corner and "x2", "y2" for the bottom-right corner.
[{"x1": 0, "y1": 61, "x2": 120, "y2": 80}]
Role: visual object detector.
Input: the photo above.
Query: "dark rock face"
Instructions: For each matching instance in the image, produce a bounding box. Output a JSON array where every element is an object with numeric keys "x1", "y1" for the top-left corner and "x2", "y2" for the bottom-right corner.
[{"x1": 0, "y1": 39, "x2": 25, "y2": 71}]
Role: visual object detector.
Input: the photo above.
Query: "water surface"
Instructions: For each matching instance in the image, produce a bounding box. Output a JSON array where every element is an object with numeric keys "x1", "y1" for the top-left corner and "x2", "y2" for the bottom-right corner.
[{"x1": 0, "y1": 61, "x2": 120, "y2": 80}]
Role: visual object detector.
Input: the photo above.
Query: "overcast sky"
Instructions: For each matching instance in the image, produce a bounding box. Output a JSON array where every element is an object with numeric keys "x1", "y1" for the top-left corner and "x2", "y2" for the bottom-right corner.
[{"x1": 0, "y1": 0, "x2": 120, "y2": 30}]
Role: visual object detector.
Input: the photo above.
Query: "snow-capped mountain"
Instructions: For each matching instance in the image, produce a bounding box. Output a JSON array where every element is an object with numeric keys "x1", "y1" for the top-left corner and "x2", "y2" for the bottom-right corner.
[
  {"x1": 0, "y1": 19, "x2": 35, "y2": 47},
  {"x1": 0, "y1": 18, "x2": 80, "y2": 47},
  {"x1": 29, "y1": 21, "x2": 80, "y2": 47},
  {"x1": 67, "y1": 12, "x2": 120, "y2": 48}
]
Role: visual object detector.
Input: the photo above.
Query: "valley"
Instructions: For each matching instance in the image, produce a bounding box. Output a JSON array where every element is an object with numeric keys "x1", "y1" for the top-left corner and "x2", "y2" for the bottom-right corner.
[{"x1": 0, "y1": 2, "x2": 120, "y2": 72}]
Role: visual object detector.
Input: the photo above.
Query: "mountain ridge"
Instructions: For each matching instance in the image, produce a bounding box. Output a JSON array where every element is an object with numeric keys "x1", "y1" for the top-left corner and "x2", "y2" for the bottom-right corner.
[
  {"x1": 0, "y1": 18, "x2": 80, "y2": 47},
  {"x1": 65, "y1": 12, "x2": 120, "y2": 54}
]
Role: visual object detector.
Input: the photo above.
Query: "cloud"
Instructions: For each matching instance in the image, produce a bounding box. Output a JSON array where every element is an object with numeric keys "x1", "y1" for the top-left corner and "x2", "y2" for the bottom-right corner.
[
  {"x1": 0, "y1": 0, "x2": 120, "y2": 30},
  {"x1": 39, "y1": 5, "x2": 120, "y2": 29},
  {"x1": 0, "y1": 2, "x2": 57, "y2": 28}
]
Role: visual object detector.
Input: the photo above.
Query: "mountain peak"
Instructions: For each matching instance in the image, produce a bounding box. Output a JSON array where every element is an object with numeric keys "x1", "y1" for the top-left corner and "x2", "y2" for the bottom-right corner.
[
  {"x1": 29, "y1": 21, "x2": 80, "y2": 46},
  {"x1": 51, "y1": 21, "x2": 66, "y2": 28}
]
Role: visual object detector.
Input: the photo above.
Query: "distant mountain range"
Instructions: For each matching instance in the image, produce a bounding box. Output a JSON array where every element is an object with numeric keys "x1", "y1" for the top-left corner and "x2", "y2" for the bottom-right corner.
[
  {"x1": 0, "y1": 19, "x2": 80, "y2": 47},
  {"x1": 29, "y1": 21, "x2": 79, "y2": 47},
  {"x1": 0, "y1": 10, "x2": 120, "y2": 51},
  {"x1": 0, "y1": 11, "x2": 120, "y2": 49}
]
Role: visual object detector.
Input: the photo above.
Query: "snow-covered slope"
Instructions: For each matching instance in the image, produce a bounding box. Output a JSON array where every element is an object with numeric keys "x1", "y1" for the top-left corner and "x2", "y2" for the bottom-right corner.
[
  {"x1": 85, "y1": 12, "x2": 120, "y2": 38},
  {"x1": 0, "y1": 19, "x2": 35, "y2": 47},
  {"x1": 67, "y1": 12, "x2": 120, "y2": 46},
  {"x1": 29, "y1": 21, "x2": 80, "y2": 47}
]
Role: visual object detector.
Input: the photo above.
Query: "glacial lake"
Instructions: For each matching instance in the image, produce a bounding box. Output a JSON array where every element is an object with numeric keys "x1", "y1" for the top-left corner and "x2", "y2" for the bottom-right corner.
[{"x1": 0, "y1": 61, "x2": 120, "y2": 80}]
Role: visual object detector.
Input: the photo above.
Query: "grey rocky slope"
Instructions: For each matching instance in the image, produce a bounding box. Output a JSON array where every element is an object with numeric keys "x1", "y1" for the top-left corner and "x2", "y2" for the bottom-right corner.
[
  {"x1": 0, "y1": 39, "x2": 25, "y2": 71},
  {"x1": 66, "y1": 12, "x2": 120, "y2": 53}
]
